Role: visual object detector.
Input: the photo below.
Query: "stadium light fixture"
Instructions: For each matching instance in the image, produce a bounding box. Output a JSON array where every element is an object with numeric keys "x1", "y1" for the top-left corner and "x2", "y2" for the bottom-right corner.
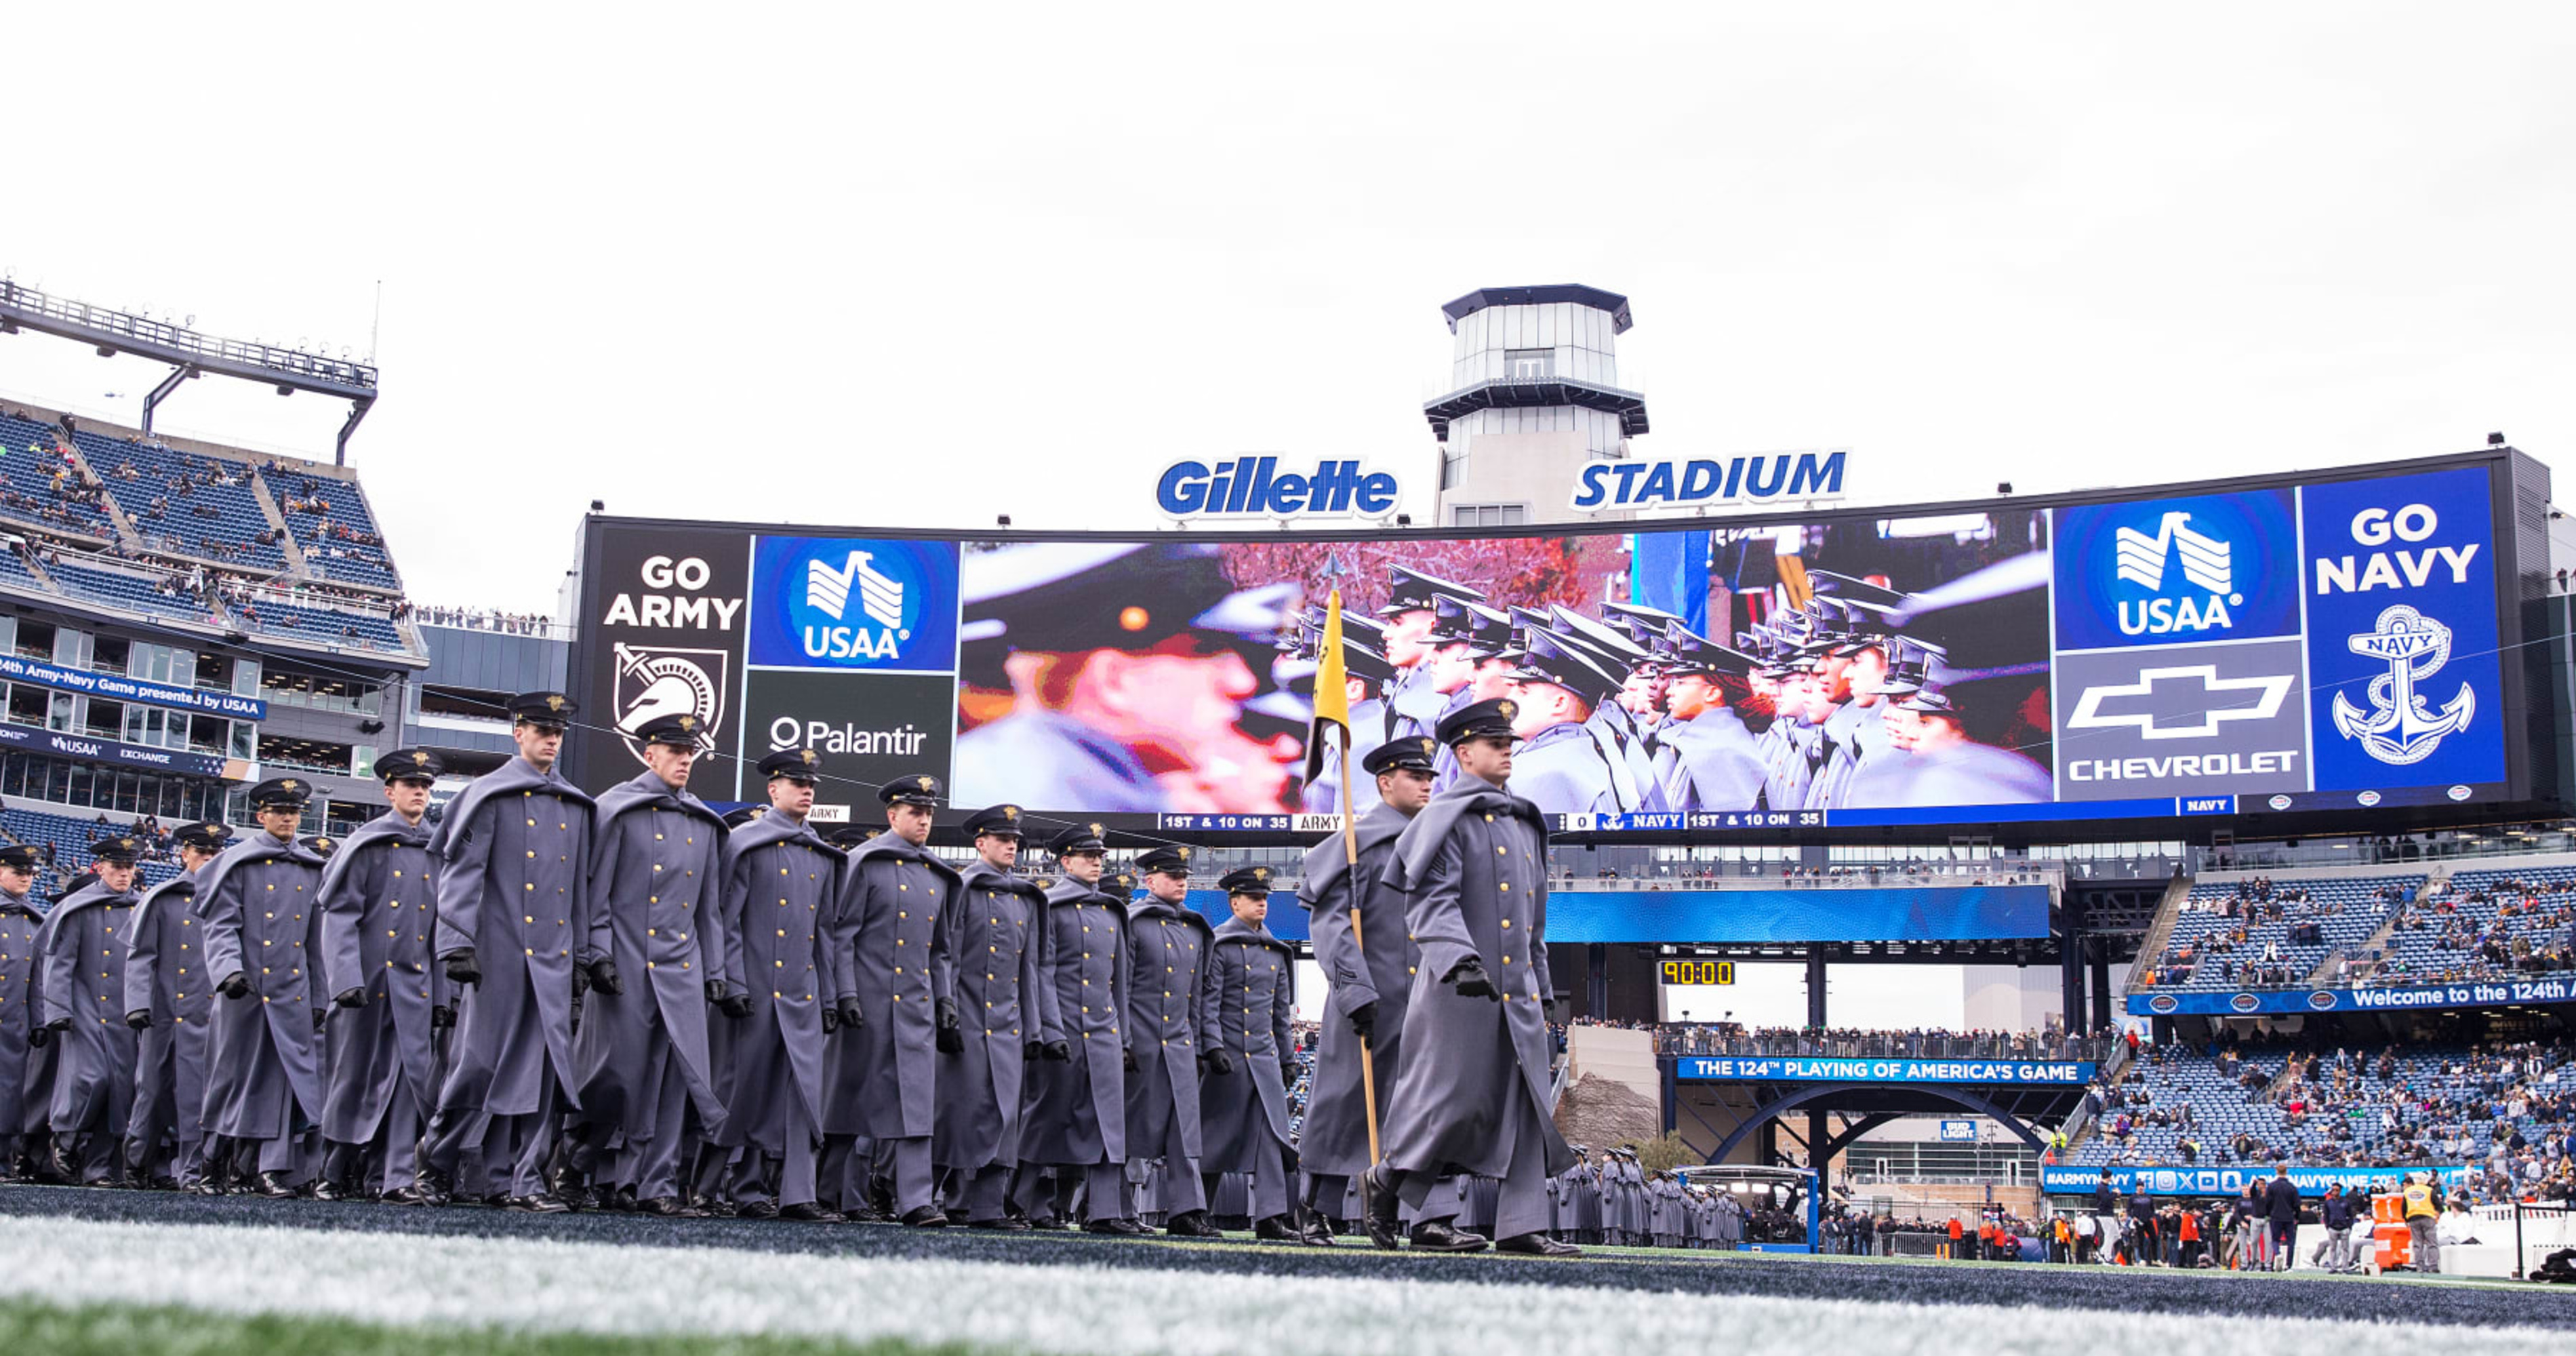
[
  {"x1": 1395, "y1": 513, "x2": 1413, "y2": 527},
  {"x1": 996, "y1": 515, "x2": 1011, "y2": 527},
  {"x1": 1996, "y1": 481, "x2": 2013, "y2": 494},
  {"x1": 2489, "y1": 432, "x2": 2506, "y2": 445}
]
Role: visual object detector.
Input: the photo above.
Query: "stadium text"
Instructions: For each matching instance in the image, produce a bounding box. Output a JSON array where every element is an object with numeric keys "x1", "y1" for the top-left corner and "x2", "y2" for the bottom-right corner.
[
  {"x1": 1677, "y1": 1057, "x2": 2091, "y2": 1085},
  {"x1": 2064, "y1": 751, "x2": 2298, "y2": 782},
  {"x1": 1567, "y1": 450, "x2": 1847, "y2": 511},
  {"x1": 601, "y1": 555, "x2": 746, "y2": 630},
  {"x1": 2312, "y1": 502, "x2": 2480, "y2": 594},
  {"x1": 1154, "y1": 458, "x2": 1398, "y2": 519}
]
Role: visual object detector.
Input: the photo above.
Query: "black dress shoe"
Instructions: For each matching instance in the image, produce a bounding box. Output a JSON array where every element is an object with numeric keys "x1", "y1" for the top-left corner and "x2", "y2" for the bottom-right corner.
[
  {"x1": 1362, "y1": 1168, "x2": 1403, "y2": 1251},
  {"x1": 310, "y1": 1178, "x2": 350, "y2": 1201},
  {"x1": 254, "y1": 1172, "x2": 298, "y2": 1199},
  {"x1": 1300, "y1": 1212, "x2": 1340, "y2": 1247},
  {"x1": 636, "y1": 1196, "x2": 706, "y2": 1218},
  {"x1": 1407, "y1": 1220, "x2": 1489, "y2": 1252},
  {"x1": 609, "y1": 1186, "x2": 639, "y2": 1212},
  {"x1": 1254, "y1": 1214, "x2": 1303, "y2": 1241},
  {"x1": 1165, "y1": 1210, "x2": 1222, "y2": 1238},
  {"x1": 868, "y1": 1178, "x2": 897, "y2": 1219},
  {"x1": 779, "y1": 1202, "x2": 845, "y2": 1222},
  {"x1": 736, "y1": 1199, "x2": 780, "y2": 1220},
  {"x1": 506, "y1": 1193, "x2": 573, "y2": 1214},
  {"x1": 1024, "y1": 1216, "x2": 1071, "y2": 1231},
  {"x1": 900, "y1": 1205, "x2": 950, "y2": 1228},
  {"x1": 1496, "y1": 1231, "x2": 1582, "y2": 1257},
  {"x1": 1084, "y1": 1216, "x2": 1150, "y2": 1235},
  {"x1": 381, "y1": 1184, "x2": 432, "y2": 1207},
  {"x1": 967, "y1": 1216, "x2": 1032, "y2": 1231}
]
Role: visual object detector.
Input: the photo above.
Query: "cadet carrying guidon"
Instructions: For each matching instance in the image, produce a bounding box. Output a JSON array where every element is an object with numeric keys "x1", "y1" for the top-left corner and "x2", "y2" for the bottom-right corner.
[
  {"x1": 1364, "y1": 697, "x2": 1579, "y2": 1256},
  {"x1": 938, "y1": 803, "x2": 1051, "y2": 1228},
  {"x1": 419, "y1": 691, "x2": 599, "y2": 1211},
  {"x1": 193, "y1": 782, "x2": 329, "y2": 1197},
  {"x1": 825, "y1": 774, "x2": 962, "y2": 1227},
  {"x1": 314, "y1": 751, "x2": 445, "y2": 1203},
  {"x1": 1122, "y1": 844, "x2": 1221, "y2": 1236},
  {"x1": 121, "y1": 821, "x2": 228, "y2": 1190},
  {"x1": 710, "y1": 749, "x2": 845, "y2": 1221},
  {"x1": 1296, "y1": 735, "x2": 1466, "y2": 1241},
  {"x1": 1014, "y1": 822, "x2": 1129, "y2": 1232},
  {"x1": 37, "y1": 837, "x2": 144, "y2": 1184},
  {"x1": 1201, "y1": 864, "x2": 1323, "y2": 1243},
  {"x1": 0, "y1": 845, "x2": 41, "y2": 1178}
]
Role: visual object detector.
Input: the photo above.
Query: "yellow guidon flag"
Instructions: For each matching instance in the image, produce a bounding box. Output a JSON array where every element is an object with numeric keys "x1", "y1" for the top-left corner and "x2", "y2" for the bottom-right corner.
[{"x1": 1304, "y1": 589, "x2": 1351, "y2": 786}]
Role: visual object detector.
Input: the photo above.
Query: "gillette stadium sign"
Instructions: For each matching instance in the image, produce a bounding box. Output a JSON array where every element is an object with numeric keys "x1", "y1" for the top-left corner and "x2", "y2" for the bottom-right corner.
[
  {"x1": 1570, "y1": 450, "x2": 1849, "y2": 511},
  {"x1": 1155, "y1": 458, "x2": 1401, "y2": 520}
]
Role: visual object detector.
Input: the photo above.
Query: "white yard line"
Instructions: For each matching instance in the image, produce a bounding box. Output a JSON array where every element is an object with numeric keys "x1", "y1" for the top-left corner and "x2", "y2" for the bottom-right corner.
[{"x1": 0, "y1": 1216, "x2": 2563, "y2": 1356}]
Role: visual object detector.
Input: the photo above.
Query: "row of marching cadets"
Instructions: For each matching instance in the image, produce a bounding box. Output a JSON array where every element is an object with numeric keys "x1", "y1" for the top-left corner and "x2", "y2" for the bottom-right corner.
[{"x1": 0, "y1": 687, "x2": 1345, "y2": 1239}]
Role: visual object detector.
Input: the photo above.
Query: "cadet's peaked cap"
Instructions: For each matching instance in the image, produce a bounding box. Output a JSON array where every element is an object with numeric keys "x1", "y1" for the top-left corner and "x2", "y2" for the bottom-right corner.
[
  {"x1": 1340, "y1": 640, "x2": 1398, "y2": 685},
  {"x1": 1896, "y1": 688, "x2": 1960, "y2": 719},
  {"x1": 1509, "y1": 629, "x2": 1624, "y2": 704},
  {"x1": 1443, "y1": 597, "x2": 1514, "y2": 657},
  {"x1": 0, "y1": 843, "x2": 37, "y2": 871},
  {"x1": 879, "y1": 774, "x2": 944, "y2": 807},
  {"x1": 1660, "y1": 623, "x2": 1758, "y2": 678},
  {"x1": 963, "y1": 804, "x2": 1026, "y2": 838},
  {"x1": 300, "y1": 835, "x2": 338, "y2": 860},
  {"x1": 249, "y1": 777, "x2": 311, "y2": 810},
  {"x1": 376, "y1": 748, "x2": 442, "y2": 783},
  {"x1": 759, "y1": 748, "x2": 823, "y2": 782},
  {"x1": 1601, "y1": 600, "x2": 1684, "y2": 646},
  {"x1": 92, "y1": 836, "x2": 140, "y2": 864},
  {"x1": 1049, "y1": 822, "x2": 1110, "y2": 856},
  {"x1": 1377, "y1": 564, "x2": 1486, "y2": 616},
  {"x1": 1135, "y1": 844, "x2": 1193, "y2": 877},
  {"x1": 1363, "y1": 736, "x2": 1438, "y2": 776},
  {"x1": 1550, "y1": 605, "x2": 1650, "y2": 668},
  {"x1": 960, "y1": 542, "x2": 1285, "y2": 658},
  {"x1": 632, "y1": 712, "x2": 710, "y2": 749},
  {"x1": 1437, "y1": 697, "x2": 1520, "y2": 746},
  {"x1": 1217, "y1": 865, "x2": 1275, "y2": 896},
  {"x1": 507, "y1": 691, "x2": 575, "y2": 726},
  {"x1": 721, "y1": 805, "x2": 766, "y2": 829},
  {"x1": 174, "y1": 821, "x2": 230, "y2": 852},
  {"x1": 822, "y1": 822, "x2": 875, "y2": 848},
  {"x1": 1424, "y1": 593, "x2": 1481, "y2": 646}
]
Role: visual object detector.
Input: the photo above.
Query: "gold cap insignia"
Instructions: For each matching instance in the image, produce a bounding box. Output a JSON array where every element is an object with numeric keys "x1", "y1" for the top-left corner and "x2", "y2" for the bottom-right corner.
[
  {"x1": 1002, "y1": 805, "x2": 1020, "y2": 820},
  {"x1": 316, "y1": 839, "x2": 332, "y2": 850},
  {"x1": 281, "y1": 780, "x2": 299, "y2": 792},
  {"x1": 917, "y1": 776, "x2": 934, "y2": 790},
  {"x1": 1177, "y1": 846, "x2": 1192, "y2": 860},
  {"x1": 1253, "y1": 866, "x2": 1270, "y2": 881},
  {"x1": 1420, "y1": 738, "x2": 1434, "y2": 755},
  {"x1": 1088, "y1": 822, "x2": 1104, "y2": 837},
  {"x1": 801, "y1": 749, "x2": 818, "y2": 765},
  {"x1": 546, "y1": 694, "x2": 566, "y2": 711},
  {"x1": 1497, "y1": 700, "x2": 1516, "y2": 718},
  {"x1": 678, "y1": 715, "x2": 697, "y2": 732}
]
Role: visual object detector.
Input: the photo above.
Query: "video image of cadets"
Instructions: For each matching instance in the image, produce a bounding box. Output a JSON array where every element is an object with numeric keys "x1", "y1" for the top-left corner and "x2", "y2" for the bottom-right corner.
[{"x1": 950, "y1": 516, "x2": 2049, "y2": 820}]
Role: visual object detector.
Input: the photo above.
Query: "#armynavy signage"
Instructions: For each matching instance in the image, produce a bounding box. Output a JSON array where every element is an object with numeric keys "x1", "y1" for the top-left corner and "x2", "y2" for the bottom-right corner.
[
  {"x1": 1676, "y1": 1056, "x2": 2094, "y2": 1085},
  {"x1": 2301, "y1": 466, "x2": 2503, "y2": 793},
  {"x1": 2132, "y1": 973, "x2": 2576, "y2": 1017},
  {"x1": 2043, "y1": 1164, "x2": 2472, "y2": 1199},
  {"x1": 1568, "y1": 449, "x2": 1847, "y2": 511},
  {"x1": 0, "y1": 653, "x2": 266, "y2": 720}
]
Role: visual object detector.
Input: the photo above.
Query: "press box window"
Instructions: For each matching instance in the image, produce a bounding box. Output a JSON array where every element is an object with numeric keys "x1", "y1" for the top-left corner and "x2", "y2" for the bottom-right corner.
[
  {"x1": 1504, "y1": 348, "x2": 1553, "y2": 380},
  {"x1": 1449, "y1": 504, "x2": 1528, "y2": 529}
]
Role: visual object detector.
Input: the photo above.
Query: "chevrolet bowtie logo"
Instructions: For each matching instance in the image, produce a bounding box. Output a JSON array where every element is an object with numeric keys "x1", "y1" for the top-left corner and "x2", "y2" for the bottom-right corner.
[{"x1": 2066, "y1": 665, "x2": 2295, "y2": 740}]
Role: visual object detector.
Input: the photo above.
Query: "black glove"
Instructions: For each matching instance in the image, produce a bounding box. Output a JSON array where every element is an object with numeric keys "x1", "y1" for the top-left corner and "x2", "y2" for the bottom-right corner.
[
  {"x1": 836, "y1": 997, "x2": 865, "y2": 1031},
  {"x1": 442, "y1": 949, "x2": 479, "y2": 986},
  {"x1": 313, "y1": 1007, "x2": 329, "y2": 1033},
  {"x1": 1281, "y1": 1057, "x2": 1300, "y2": 1085},
  {"x1": 935, "y1": 997, "x2": 963, "y2": 1054},
  {"x1": 1025, "y1": 1038, "x2": 1046, "y2": 1061},
  {"x1": 585, "y1": 957, "x2": 622, "y2": 997},
  {"x1": 1202, "y1": 1048, "x2": 1234, "y2": 1076},
  {"x1": 1348, "y1": 1001, "x2": 1377, "y2": 1041},
  {"x1": 334, "y1": 987, "x2": 367, "y2": 1009},
  {"x1": 1043, "y1": 1039, "x2": 1070, "y2": 1062},
  {"x1": 1123, "y1": 1046, "x2": 1138, "y2": 1073},
  {"x1": 717, "y1": 994, "x2": 751, "y2": 1020},
  {"x1": 1445, "y1": 957, "x2": 1499, "y2": 1001},
  {"x1": 26, "y1": 1024, "x2": 49, "y2": 1049},
  {"x1": 706, "y1": 979, "x2": 727, "y2": 1003},
  {"x1": 822, "y1": 1006, "x2": 840, "y2": 1034},
  {"x1": 1541, "y1": 997, "x2": 1558, "y2": 1022},
  {"x1": 125, "y1": 1009, "x2": 153, "y2": 1031},
  {"x1": 218, "y1": 971, "x2": 252, "y2": 1001},
  {"x1": 430, "y1": 1005, "x2": 456, "y2": 1030}
]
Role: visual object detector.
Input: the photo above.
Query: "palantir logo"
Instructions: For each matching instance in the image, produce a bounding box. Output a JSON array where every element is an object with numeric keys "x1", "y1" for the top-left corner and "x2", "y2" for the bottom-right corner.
[{"x1": 2113, "y1": 511, "x2": 2243, "y2": 637}]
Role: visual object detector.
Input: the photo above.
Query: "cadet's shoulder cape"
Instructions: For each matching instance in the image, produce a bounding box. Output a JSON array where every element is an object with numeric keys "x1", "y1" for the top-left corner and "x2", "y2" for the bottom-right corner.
[
  {"x1": 1209, "y1": 915, "x2": 1291, "y2": 955},
  {"x1": 189, "y1": 833, "x2": 320, "y2": 919},
  {"x1": 35, "y1": 876, "x2": 139, "y2": 946},
  {"x1": 1382, "y1": 778, "x2": 1548, "y2": 894},
  {"x1": 1295, "y1": 801, "x2": 1409, "y2": 910},
  {"x1": 844, "y1": 829, "x2": 963, "y2": 888},
  {"x1": 316, "y1": 812, "x2": 432, "y2": 906},
  {"x1": 428, "y1": 758, "x2": 597, "y2": 864},
  {"x1": 959, "y1": 858, "x2": 1046, "y2": 903}
]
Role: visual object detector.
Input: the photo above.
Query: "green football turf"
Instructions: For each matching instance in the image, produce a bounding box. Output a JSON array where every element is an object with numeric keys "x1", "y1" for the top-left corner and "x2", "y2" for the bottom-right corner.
[{"x1": 0, "y1": 1294, "x2": 999, "y2": 1356}]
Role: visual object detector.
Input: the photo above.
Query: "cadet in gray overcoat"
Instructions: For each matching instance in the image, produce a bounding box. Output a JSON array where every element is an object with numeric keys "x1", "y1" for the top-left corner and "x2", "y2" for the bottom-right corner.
[
  {"x1": 195, "y1": 783, "x2": 328, "y2": 1197},
  {"x1": 37, "y1": 837, "x2": 142, "y2": 1183},
  {"x1": 121, "y1": 822, "x2": 228, "y2": 1189},
  {"x1": 938, "y1": 804, "x2": 1049, "y2": 1227},
  {"x1": 1013, "y1": 825, "x2": 1131, "y2": 1232},
  {"x1": 315, "y1": 751, "x2": 445, "y2": 1202}
]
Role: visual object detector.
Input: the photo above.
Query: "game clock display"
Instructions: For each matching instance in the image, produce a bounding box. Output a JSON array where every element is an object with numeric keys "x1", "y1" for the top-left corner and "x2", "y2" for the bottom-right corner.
[{"x1": 1659, "y1": 959, "x2": 1735, "y2": 986}]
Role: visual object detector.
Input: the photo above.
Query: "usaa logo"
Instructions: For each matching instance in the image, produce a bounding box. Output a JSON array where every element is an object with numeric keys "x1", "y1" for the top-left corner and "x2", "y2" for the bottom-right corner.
[
  {"x1": 2112, "y1": 511, "x2": 2243, "y2": 637},
  {"x1": 785, "y1": 542, "x2": 924, "y2": 662}
]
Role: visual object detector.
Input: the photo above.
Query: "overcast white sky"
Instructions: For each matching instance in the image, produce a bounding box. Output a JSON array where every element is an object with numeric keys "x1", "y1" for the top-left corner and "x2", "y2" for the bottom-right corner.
[{"x1": 5, "y1": 5, "x2": 2572, "y2": 614}]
